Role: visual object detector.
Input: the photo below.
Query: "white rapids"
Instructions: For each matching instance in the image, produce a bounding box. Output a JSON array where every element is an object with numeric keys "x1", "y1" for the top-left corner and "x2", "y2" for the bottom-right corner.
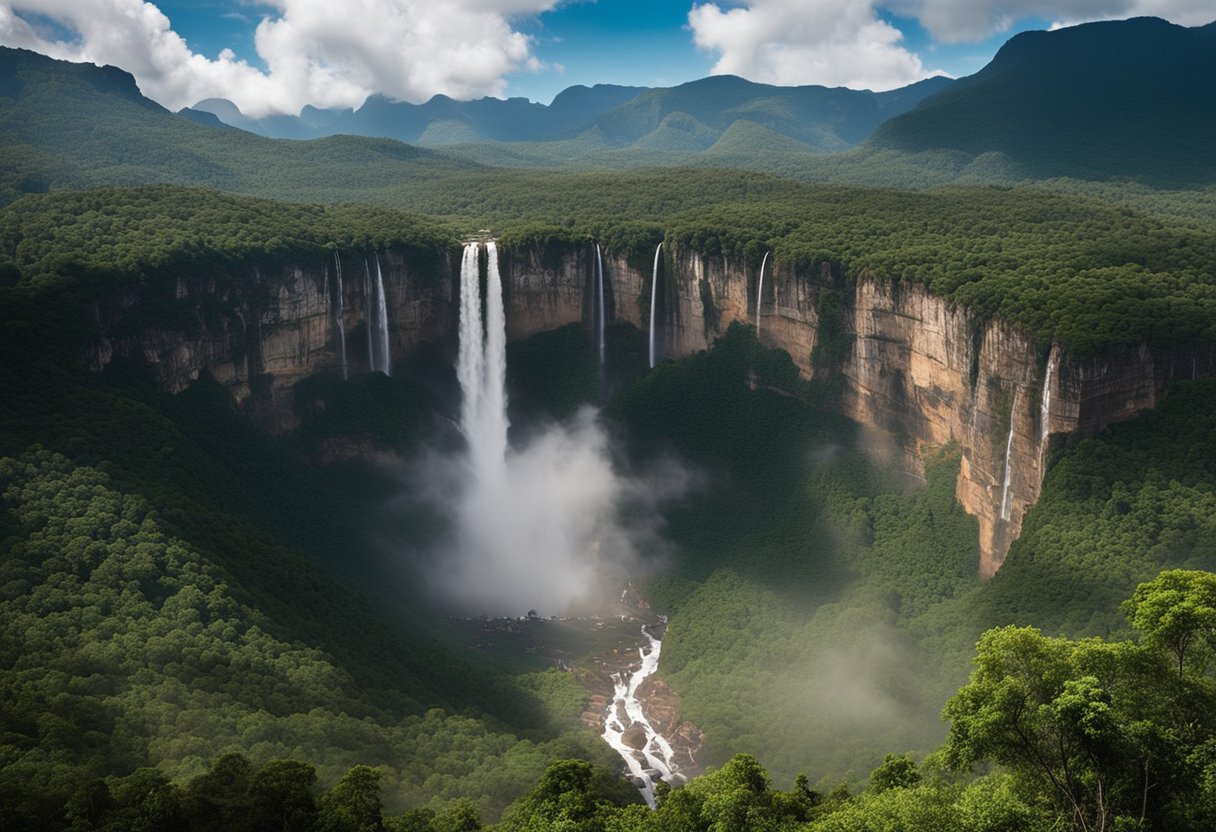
[{"x1": 600, "y1": 619, "x2": 683, "y2": 808}]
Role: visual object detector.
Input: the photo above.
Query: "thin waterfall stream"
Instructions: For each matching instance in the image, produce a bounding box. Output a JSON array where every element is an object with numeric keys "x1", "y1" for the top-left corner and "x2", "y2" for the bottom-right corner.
[
  {"x1": 649, "y1": 242, "x2": 662, "y2": 369},
  {"x1": 756, "y1": 250, "x2": 770, "y2": 333},
  {"x1": 596, "y1": 243, "x2": 606, "y2": 369},
  {"x1": 1000, "y1": 389, "x2": 1020, "y2": 522},
  {"x1": 332, "y1": 251, "x2": 348, "y2": 380}
]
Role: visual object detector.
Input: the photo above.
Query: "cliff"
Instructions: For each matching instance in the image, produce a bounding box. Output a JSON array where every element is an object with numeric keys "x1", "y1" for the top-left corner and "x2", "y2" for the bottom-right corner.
[
  {"x1": 84, "y1": 239, "x2": 1215, "y2": 573},
  {"x1": 86, "y1": 247, "x2": 455, "y2": 430}
]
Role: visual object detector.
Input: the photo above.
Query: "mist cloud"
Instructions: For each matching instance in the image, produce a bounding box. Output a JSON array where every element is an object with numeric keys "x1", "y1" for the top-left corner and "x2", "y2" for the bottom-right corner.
[{"x1": 415, "y1": 407, "x2": 692, "y2": 617}]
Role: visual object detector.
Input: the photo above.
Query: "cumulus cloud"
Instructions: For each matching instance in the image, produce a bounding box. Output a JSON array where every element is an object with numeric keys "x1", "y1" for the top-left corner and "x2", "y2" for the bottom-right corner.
[
  {"x1": 0, "y1": 0, "x2": 555, "y2": 117},
  {"x1": 688, "y1": 0, "x2": 941, "y2": 91},
  {"x1": 688, "y1": 0, "x2": 1213, "y2": 90},
  {"x1": 890, "y1": 0, "x2": 1215, "y2": 43}
]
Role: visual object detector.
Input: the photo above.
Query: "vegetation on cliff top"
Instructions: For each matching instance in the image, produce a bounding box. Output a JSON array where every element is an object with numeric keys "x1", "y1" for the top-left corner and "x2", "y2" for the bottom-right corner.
[{"x1": 3, "y1": 181, "x2": 1215, "y2": 359}]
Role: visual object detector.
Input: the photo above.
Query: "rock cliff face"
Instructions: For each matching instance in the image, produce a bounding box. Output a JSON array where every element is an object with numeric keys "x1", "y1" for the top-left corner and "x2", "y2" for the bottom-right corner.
[
  {"x1": 86, "y1": 247, "x2": 455, "y2": 430},
  {"x1": 85, "y1": 239, "x2": 1215, "y2": 573}
]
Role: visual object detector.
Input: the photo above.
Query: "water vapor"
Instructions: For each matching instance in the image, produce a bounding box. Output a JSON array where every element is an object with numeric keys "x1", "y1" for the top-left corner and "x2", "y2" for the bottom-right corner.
[{"x1": 416, "y1": 407, "x2": 690, "y2": 617}]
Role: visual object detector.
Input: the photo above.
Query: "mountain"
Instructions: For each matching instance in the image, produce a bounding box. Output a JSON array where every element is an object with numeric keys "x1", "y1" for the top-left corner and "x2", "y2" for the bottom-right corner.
[
  {"x1": 0, "y1": 46, "x2": 474, "y2": 204},
  {"x1": 587, "y1": 74, "x2": 953, "y2": 151},
  {"x1": 191, "y1": 83, "x2": 648, "y2": 143},
  {"x1": 867, "y1": 16, "x2": 1216, "y2": 185},
  {"x1": 192, "y1": 74, "x2": 953, "y2": 154}
]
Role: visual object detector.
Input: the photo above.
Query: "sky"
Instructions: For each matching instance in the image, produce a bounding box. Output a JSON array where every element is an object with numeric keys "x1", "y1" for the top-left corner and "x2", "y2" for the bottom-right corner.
[{"x1": 0, "y1": 1, "x2": 1211, "y2": 117}]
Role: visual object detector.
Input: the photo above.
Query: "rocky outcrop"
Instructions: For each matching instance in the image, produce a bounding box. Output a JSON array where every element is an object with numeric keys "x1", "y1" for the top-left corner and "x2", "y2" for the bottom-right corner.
[{"x1": 85, "y1": 238, "x2": 1216, "y2": 573}]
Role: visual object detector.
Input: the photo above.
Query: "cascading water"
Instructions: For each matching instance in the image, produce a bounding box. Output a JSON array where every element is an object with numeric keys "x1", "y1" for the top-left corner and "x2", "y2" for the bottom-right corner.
[
  {"x1": 364, "y1": 257, "x2": 374, "y2": 371},
  {"x1": 601, "y1": 619, "x2": 682, "y2": 808},
  {"x1": 332, "y1": 251, "x2": 348, "y2": 380},
  {"x1": 1039, "y1": 347, "x2": 1058, "y2": 470},
  {"x1": 374, "y1": 253, "x2": 391, "y2": 376},
  {"x1": 596, "y1": 243, "x2": 606, "y2": 368},
  {"x1": 756, "y1": 250, "x2": 770, "y2": 333},
  {"x1": 457, "y1": 241, "x2": 509, "y2": 478},
  {"x1": 999, "y1": 389, "x2": 1020, "y2": 522},
  {"x1": 649, "y1": 243, "x2": 662, "y2": 369}
]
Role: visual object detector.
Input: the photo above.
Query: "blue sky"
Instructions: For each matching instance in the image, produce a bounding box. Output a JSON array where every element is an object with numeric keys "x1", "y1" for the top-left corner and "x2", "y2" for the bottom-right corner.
[
  {"x1": 0, "y1": 1, "x2": 1209, "y2": 115},
  {"x1": 151, "y1": 0, "x2": 1043, "y2": 103}
]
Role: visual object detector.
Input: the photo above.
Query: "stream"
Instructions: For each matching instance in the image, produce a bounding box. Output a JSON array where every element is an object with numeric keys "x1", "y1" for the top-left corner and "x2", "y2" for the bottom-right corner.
[{"x1": 600, "y1": 617, "x2": 683, "y2": 807}]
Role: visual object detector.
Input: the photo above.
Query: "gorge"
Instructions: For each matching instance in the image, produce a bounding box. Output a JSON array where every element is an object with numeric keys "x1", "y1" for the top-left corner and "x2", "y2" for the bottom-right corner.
[{"x1": 80, "y1": 237, "x2": 1216, "y2": 576}]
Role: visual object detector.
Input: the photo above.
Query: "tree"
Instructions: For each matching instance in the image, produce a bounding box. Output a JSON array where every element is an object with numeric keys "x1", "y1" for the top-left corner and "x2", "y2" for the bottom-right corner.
[
  {"x1": 869, "y1": 754, "x2": 920, "y2": 793},
  {"x1": 319, "y1": 766, "x2": 384, "y2": 832},
  {"x1": 1123, "y1": 570, "x2": 1216, "y2": 678},
  {"x1": 944, "y1": 627, "x2": 1129, "y2": 832},
  {"x1": 248, "y1": 759, "x2": 319, "y2": 832}
]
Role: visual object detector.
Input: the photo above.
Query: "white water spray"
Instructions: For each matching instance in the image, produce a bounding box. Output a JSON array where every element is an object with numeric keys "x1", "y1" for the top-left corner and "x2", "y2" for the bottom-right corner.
[
  {"x1": 332, "y1": 252, "x2": 348, "y2": 380},
  {"x1": 373, "y1": 253, "x2": 391, "y2": 376},
  {"x1": 999, "y1": 389, "x2": 1020, "y2": 523},
  {"x1": 601, "y1": 620, "x2": 683, "y2": 807},
  {"x1": 649, "y1": 243, "x2": 662, "y2": 369},
  {"x1": 756, "y1": 250, "x2": 770, "y2": 333},
  {"x1": 1039, "y1": 346, "x2": 1058, "y2": 471}
]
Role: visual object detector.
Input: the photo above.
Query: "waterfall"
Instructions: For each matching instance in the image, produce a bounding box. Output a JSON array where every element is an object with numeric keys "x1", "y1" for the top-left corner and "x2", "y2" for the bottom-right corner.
[
  {"x1": 332, "y1": 251, "x2": 348, "y2": 380},
  {"x1": 457, "y1": 241, "x2": 509, "y2": 476},
  {"x1": 756, "y1": 250, "x2": 770, "y2": 334},
  {"x1": 649, "y1": 243, "x2": 662, "y2": 369},
  {"x1": 999, "y1": 389, "x2": 1020, "y2": 523},
  {"x1": 601, "y1": 620, "x2": 683, "y2": 808},
  {"x1": 364, "y1": 257, "x2": 374, "y2": 372},
  {"x1": 1039, "y1": 346, "x2": 1058, "y2": 470},
  {"x1": 373, "y1": 253, "x2": 391, "y2": 376},
  {"x1": 596, "y1": 243, "x2": 606, "y2": 368}
]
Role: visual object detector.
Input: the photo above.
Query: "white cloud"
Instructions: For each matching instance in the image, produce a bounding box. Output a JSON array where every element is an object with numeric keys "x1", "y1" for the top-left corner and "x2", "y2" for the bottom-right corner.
[
  {"x1": 0, "y1": 0, "x2": 556, "y2": 117},
  {"x1": 890, "y1": 0, "x2": 1215, "y2": 43},
  {"x1": 688, "y1": 0, "x2": 941, "y2": 91}
]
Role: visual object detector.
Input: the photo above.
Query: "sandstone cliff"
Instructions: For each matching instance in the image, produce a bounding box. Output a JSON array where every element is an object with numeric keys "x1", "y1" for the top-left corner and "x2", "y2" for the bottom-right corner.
[{"x1": 85, "y1": 239, "x2": 1214, "y2": 573}]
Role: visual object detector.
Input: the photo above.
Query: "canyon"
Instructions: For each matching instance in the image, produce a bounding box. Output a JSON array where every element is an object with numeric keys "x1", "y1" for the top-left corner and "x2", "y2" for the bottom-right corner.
[{"x1": 85, "y1": 240, "x2": 1216, "y2": 575}]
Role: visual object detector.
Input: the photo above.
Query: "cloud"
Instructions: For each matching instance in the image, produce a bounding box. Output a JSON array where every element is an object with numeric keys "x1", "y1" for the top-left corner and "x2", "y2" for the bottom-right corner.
[
  {"x1": 890, "y1": 0, "x2": 1215, "y2": 43},
  {"x1": 688, "y1": 0, "x2": 941, "y2": 91},
  {"x1": 0, "y1": 0, "x2": 556, "y2": 117}
]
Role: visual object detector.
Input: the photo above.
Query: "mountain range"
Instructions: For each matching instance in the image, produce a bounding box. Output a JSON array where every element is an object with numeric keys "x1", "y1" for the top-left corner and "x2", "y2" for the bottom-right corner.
[
  {"x1": 186, "y1": 74, "x2": 954, "y2": 155},
  {"x1": 0, "y1": 14, "x2": 1214, "y2": 197}
]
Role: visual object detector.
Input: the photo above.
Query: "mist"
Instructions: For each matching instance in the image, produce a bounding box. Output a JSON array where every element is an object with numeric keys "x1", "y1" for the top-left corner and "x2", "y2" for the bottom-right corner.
[{"x1": 414, "y1": 406, "x2": 691, "y2": 617}]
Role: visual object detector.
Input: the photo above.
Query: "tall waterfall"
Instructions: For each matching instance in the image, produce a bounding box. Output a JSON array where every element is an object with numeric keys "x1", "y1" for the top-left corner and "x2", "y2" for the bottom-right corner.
[
  {"x1": 756, "y1": 250, "x2": 770, "y2": 333},
  {"x1": 596, "y1": 243, "x2": 606, "y2": 368},
  {"x1": 332, "y1": 252, "x2": 348, "y2": 380},
  {"x1": 373, "y1": 254, "x2": 391, "y2": 376},
  {"x1": 1039, "y1": 347, "x2": 1058, "y2": 470},
  {"x1": 649, "y1": 243, "x2": 662, "y2": 369},
  {"x1": 458, "y1": 241, "x2": 509, "y2": 475},
  {"x1": 999, "y1": 389, "x2": 1020, "y2": 522}
]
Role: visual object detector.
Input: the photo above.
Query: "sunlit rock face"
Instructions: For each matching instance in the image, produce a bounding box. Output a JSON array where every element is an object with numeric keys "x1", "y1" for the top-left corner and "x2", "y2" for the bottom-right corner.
[{"x1": 82, "y1": 238, "x2": 1216, "y2": 574}]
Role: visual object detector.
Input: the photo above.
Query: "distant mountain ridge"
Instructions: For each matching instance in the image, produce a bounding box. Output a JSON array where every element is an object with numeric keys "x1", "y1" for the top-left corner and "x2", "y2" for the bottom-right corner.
[
  {"x1": 867, "y1": 16, "x2": 1216, "y2": 185},
  {"x1": 187, "y1": 74, "x2": 955, "y2": 153}
]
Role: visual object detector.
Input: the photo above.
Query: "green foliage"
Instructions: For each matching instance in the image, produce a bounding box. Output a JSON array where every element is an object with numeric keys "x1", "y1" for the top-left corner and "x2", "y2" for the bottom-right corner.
[{"x1": 1122, "y1": 569, "x2": 1216, "y2": 678}]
